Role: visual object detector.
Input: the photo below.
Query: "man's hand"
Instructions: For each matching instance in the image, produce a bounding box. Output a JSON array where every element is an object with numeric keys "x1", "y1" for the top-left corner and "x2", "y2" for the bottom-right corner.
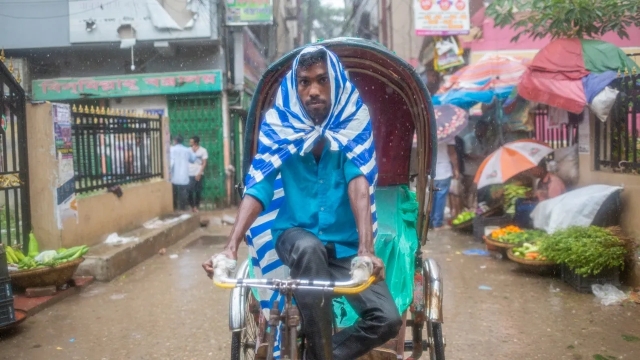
[
  {"x1": 202, "y1": 247, "x2": 237, "y2": 279},
  {"x1": 196, "y1": 174, "x2": 202, "y2": 181},
  {"x1": 358, "y1": 250, "x2": 385, "y2": 281}
]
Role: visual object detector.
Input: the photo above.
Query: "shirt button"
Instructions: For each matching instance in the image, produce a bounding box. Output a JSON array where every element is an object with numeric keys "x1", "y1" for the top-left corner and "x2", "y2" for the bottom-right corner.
[
  {"x1": 319, "y1": 231, "x2": 323, "y2": 235},
  {"x1": 319, "y1": 180, "x2": 324, "y2": 184},
  {"x1": 320, "y1": 207, "x2": 325, "y2": 211}
]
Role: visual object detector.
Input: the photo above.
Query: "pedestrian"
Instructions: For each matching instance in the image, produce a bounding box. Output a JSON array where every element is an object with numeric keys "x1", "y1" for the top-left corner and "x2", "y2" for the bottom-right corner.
[
  {"x1": 170, "y1": 135, "x2": 194, "y2": 211},
  {"x1": 188, "y1": 136, "x2": 208, "y2": 212},
  {"x1": 528, "y1": 159, "x2": 567, "y2": 202},
  {"x1": 431, "y1": 139, "x2": 459, "y2": 230}
]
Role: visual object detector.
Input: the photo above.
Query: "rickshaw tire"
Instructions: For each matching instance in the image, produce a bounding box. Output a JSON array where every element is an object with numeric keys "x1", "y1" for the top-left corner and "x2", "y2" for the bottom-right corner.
[
  {"x1": 431, "y1": 322, "x2": 445, "y2": 360},
  {"x1": 231, "y1": 331, "x2": 242, "y2": 360}
]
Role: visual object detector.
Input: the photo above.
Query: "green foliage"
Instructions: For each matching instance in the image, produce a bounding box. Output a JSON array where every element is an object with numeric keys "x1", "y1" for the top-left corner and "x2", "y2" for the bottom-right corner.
[
  {"x1": 486, "y1": 0, "x2": 640, "y2": 42},
  {"x1": 538, "y1": 226, "x2": 627, "y2": 276}
]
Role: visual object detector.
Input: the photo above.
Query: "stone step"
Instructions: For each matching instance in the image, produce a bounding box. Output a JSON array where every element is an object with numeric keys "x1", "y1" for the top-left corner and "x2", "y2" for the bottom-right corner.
[{"x1": 76, "y1": 213, "x2": 200, "y2": 282}]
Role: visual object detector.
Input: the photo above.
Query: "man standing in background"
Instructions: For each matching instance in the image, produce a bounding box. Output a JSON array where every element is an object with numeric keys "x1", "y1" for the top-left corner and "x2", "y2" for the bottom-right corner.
[
  {"x1": 170, "y1": 135, "x2": 194, "y2": 211},
  {"x1": 431, "y1": 139, "x2": 459, "y2": 230},
  {"x1": 188, "y1": 136, "x2": 208, "y2": 213}
]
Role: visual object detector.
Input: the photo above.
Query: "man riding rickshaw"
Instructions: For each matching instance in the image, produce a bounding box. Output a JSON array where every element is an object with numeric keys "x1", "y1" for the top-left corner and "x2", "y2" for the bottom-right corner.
[{"x1": 205, "y1": 38, "x2": 444, "y2": 360}]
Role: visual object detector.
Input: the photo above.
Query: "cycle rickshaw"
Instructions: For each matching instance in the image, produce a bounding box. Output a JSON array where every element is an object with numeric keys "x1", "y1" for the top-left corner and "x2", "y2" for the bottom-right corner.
[{"x1": 215, "y1": 38, "x2": 444, "y2": 360}]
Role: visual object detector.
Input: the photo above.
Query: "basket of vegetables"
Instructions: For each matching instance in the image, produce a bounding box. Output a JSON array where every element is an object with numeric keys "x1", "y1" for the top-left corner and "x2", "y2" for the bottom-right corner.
[
  {"x1": 507, "y1": 242, "x2": 557, "y2": 274},
  {"x1": 483, "y1": 225, "x2": 525, "y2": 250},
  {"x1": 507, "y1": 242, "x2": 555, "y2": 265},
  {"x1": 452, "y1": 211, "x2": 475, "y2": 231},
  {"x1": 6, "y1": 233, "x2": 90, "y2": 289}
]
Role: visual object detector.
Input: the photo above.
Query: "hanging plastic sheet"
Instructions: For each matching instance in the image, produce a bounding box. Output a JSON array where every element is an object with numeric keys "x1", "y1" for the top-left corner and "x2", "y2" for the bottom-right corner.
[{"x1": 333, "y1": 185, "x2": 419, "y2": 328}]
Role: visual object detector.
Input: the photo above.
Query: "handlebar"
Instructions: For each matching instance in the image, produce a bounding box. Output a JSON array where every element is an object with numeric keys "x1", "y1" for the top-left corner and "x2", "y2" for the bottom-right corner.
[{"x1": 212, "y1": 255, "x2": 376, "y2": 295}]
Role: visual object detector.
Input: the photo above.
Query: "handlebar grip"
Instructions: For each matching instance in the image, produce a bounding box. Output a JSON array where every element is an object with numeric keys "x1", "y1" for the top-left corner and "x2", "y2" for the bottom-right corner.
[
  {"x1": 212, "y1": 254, "x2": 237, "y2": 288},
  {"x1": 333, "y1": 276, "x2": 376, "y2": 294}
]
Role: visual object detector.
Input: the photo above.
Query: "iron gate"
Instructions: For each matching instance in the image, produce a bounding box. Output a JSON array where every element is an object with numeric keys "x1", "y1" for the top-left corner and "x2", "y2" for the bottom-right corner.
[
  {"x1": 168, "y1": 94, "x2": 225, "y2": 208},
  {"x1": 0, "y1": 59, "x2": 31, "y2": 249}
]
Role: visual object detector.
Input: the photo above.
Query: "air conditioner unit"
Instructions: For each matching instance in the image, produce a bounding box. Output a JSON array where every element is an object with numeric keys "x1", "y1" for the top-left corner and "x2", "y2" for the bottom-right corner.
[{"x1": 8, "y1": 58, "x2": 30, "y2": 94}]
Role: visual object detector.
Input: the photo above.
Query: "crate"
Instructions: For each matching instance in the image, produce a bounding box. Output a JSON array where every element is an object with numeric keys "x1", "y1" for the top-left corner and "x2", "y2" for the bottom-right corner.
[
  {"x1": 0, "y1": 298, "x2": 16, "y2": 327},
  {"x1": 472, "y1": 215, "x2": 513, "y2": 242},
  {"x1": 560, "y1": 264, "x2": 621, "y2": 294},
  {"x1": 0, "y1": 278, "x2": 13, "y2": 303},
  {"x1": 0, "y1": 246, "x2": 8, "y2": 280}
]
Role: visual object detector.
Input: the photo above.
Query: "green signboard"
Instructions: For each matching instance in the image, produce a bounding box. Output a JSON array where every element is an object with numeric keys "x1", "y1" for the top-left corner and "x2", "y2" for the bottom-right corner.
[
  {"x1": 32, "y1": 70, "x2": 223, "y2": 101},
  {"x1": 226, "y1": 0, "x2": 273, "y2": 25}
]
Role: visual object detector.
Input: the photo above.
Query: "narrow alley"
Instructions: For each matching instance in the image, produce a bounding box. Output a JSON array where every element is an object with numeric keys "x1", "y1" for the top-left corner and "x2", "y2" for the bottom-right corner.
[{"x1": 1, "y1": 223, "x2": 638, "y2": 360}]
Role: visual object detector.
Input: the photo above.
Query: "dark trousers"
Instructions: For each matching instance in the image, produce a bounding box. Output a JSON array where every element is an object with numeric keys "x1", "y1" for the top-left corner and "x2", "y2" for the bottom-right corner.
[
  {"x1": 188, "y1": 176, "x2": 204, "y2": 209},
  {"x1": 275, "y1": 228, "x2": 402, "y2": 360},
  {"x1": 172, "y1": 184, "x2": 189, "y2": 211}
]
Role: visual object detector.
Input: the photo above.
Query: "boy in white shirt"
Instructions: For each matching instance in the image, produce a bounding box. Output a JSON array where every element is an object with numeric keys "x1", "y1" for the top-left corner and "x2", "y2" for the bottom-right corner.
[{"x1": 188, "y1": 136, "x2": 208, "y2": 212}]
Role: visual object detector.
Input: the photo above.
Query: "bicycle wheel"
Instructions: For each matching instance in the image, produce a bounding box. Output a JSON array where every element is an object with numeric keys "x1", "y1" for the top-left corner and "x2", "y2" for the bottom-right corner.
[
  {"x1": 428, "y1": 322, "x2": 445, "y2": 360},
  {"x1": 231, "y1": 288, "x2": 260, "y2": 360}
]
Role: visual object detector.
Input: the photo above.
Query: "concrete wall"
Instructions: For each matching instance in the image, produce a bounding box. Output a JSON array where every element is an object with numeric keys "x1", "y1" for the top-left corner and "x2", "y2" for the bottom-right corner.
[
  {"x1": 576, "y1": 113, "x2": 640, "y2": 239},
  {"x1": 26, "y1": 102, "x2": 173, "y2": 251},
  {"x1": 0, "y1": 0, "x2": 219, "y2": 50}
]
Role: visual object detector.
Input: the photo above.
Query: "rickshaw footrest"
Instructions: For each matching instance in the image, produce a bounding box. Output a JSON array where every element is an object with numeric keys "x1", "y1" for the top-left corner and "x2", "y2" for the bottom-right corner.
[{"x1": 403, "y1": 340, "x2": 429, "y2": 351}]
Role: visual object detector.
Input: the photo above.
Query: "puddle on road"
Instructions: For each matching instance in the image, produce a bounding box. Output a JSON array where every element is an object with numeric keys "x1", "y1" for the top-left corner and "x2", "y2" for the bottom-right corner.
[{"x1": 184, "y1": 235, "x2": 227, "y2": 249}]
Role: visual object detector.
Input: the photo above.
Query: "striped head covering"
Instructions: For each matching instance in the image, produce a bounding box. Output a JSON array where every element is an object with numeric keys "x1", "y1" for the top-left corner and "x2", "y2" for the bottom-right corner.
[{"x1": 244, "y1": 45, "x2": 378, "y2": 358}]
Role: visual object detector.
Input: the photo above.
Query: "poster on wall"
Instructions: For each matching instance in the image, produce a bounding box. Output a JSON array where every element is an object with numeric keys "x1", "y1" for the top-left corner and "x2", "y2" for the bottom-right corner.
[
  {"x1": 414, "y1": 0, "x2": 471, "y2": 36},
  {"x1": 52, "y1": 103, "x2": 78, "y2": 229},
  {"x1": 68, "y1": 0, "x2": 214, "y2": 43},
  {"x1": 226, "y1": 0, "x2": 273, "y2": 25}
]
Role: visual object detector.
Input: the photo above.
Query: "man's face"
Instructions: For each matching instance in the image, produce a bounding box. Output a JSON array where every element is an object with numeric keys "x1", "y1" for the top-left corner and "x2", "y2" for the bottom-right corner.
[
  {"x1": 297, "y1": 62, "x2": 331, "y2": 124},
  {"x1": 189, "y1": 138, "x2": 195, "y2": 147}
]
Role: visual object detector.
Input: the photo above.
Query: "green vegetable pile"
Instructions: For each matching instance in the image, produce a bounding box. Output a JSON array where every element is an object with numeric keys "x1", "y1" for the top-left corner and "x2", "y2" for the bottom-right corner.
[
  {"x1": 4, "y1": 232, "x2": 90, "y2": 270},
  {"x1": 498, "y1": 229, "x2": 546, "y2": 245},
  {"x1": 452, "y1": 211, "x2": 475, "y2": 225},
  {"x1": 538, "y1": 226, "x2": 627, "y2": 276},
  {"x1": 503, "y1": 184, "x2": 531, "y2": 214}
]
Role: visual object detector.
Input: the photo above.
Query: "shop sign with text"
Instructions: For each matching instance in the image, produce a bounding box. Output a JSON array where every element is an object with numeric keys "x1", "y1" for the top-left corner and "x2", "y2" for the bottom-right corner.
[
  {"x1": 414, "y1": 0, "x2": 470, "y2": 36},
  {"x1": 33, "y1": 70, "x2": 223, "y2": 101}
]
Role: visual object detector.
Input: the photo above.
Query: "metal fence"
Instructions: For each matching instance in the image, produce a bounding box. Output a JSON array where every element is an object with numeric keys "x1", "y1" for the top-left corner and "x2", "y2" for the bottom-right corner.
[
  {"x1": 594, "y1": 70, "x2": 640, "y2": 173},
  {"x1": 71, "y1": 106, "x2": 163, "y2": 194},
  {"x1": 0, "y1": 56, "x2": 31, "y2": 249},
  {"x1": 533, "y1": 104, "x2": 579, "y2": 149}
]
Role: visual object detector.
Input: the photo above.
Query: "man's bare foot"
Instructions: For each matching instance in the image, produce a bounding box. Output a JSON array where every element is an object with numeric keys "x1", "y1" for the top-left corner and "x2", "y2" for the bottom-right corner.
[{"x1": 192, "y1": 207, "x2": 199, "y2": 213}]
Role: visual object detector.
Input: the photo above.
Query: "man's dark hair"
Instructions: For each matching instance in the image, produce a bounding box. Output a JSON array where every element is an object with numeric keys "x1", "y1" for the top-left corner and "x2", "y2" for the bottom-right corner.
[
  {"x1": 297, "y1": 51, "x2": 327, "y2": 70},
  {"x1": 191, "y1": 136, "x2": 200, "y2": 145},
  {"x1": 175, "y1": 135, "x2": 183, "y2": 144}
]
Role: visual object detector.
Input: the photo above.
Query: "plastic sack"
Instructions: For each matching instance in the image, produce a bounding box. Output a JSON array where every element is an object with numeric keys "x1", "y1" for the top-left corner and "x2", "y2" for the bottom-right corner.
[
  {"x1": 592, "y1": 284, "x2": 627, "y2": 306},
  {"x1": 531, "y1": 185, "x2": 623, "y2": 233},
  {"x1": 104, "y1": 233, "x2": 139, "y2": 246},
  {"x1": 34, "y1": 250, "x2": 57, "y2": 263},
  {"x1": 550, "y1": 144, "x2": 579, "y2": 187},
  {"x1": 449, "y1": 178, "x2": 462, "y2": 196},
  {"x1": 589, "y1": 86, "x2": 619, "y2": 122}
]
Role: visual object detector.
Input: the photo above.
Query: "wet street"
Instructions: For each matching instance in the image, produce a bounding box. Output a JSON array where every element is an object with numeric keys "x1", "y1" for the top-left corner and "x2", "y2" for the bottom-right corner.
[{"x1": 1, "y1": 226, "x2": 639, "y2": 360}]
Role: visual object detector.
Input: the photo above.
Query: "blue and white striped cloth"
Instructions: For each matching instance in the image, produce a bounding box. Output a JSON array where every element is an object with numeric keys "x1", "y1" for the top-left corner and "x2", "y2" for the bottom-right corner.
[{"x1": 244, "y1": 45, "x2": 378, "y2": 358}]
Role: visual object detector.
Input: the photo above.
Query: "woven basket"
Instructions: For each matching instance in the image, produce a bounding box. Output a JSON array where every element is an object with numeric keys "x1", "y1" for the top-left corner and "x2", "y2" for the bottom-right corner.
[
  {"x1": 10, "y1": 258, "x2": 84, "y2": 289},
  {"x1": 483, "y1": 236, "x2": 517, "y2": 250},
  {"x1": 452, "y1": 219, "x2": 473, "y2": 232},
  {"x1": 506, "y1": 249, "x2": 556, "y2": 266}
]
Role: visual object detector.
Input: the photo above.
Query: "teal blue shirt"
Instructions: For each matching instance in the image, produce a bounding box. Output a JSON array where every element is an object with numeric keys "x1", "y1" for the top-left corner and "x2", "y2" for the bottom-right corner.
[{"x1": 245, "y1": 146, "x2": 364, "y2": 258}]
